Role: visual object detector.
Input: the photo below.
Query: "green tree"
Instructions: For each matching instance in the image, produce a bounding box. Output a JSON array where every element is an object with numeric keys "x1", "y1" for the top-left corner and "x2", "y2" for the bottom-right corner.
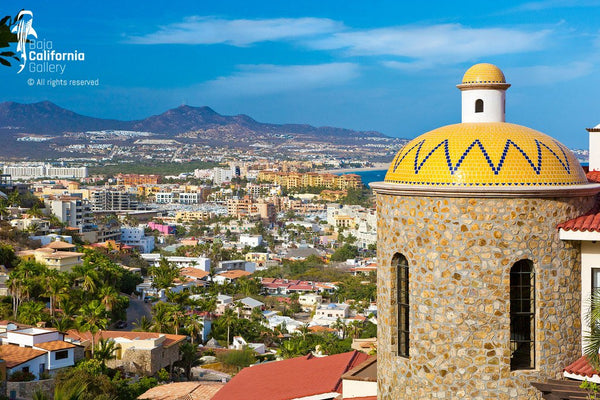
[
  {"x1": 0, "y1": 243, "x2": 17, "y2": 268},
  {"x1": 17, "y1": 301, "x2": 47, "y2": 325},
  {"x1": 150, "y1": 258, "x2": 181, "y2": 292},
  {"x1": 133, "y1": 315, "x2": 152, "y2": 332},
  {"x1": 94, "y1": 338, "x2": 116, "y2": 369},
  {"x1": 176, "y1": 342, "x2": 201, "y2": 380},
  {"x1": 76, "y1": 300, "x2": 108, "y2": 357},
  {"x1": 331, "y1": 243, "x2": 359, "y2": 262},
  {"x1": 221, "y1": 307, "x2": 237, "y2": 347}
]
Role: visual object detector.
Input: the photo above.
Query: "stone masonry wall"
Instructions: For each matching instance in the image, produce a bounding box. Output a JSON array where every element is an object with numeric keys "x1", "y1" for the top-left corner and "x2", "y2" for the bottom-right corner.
[{"x1": 376, "y1": 193, "x2": 595, "y2": 399}]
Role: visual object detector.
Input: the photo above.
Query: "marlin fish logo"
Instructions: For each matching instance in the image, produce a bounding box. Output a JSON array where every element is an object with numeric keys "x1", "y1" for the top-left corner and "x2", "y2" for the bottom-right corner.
[{"x1": 11, "y1": 10, "x2": 37, "y2": 73}]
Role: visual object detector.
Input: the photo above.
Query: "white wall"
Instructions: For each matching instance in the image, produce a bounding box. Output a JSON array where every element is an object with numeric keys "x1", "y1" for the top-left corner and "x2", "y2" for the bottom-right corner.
[
  {"x1": 342, "y1": 379, "x2": 377, "y2": 398},
  {"x1": 46, "y1": 348, "x2": 75, "y2": 370},
  {"x1": 581, "y1": 241, "x2": 600, "y2": 350},
  {"x1": 590, "y1": 130, "x2": 600, "y2": 171},
  {"x1": 461, "y1": 88, "x2": 505, "y2": 123}
]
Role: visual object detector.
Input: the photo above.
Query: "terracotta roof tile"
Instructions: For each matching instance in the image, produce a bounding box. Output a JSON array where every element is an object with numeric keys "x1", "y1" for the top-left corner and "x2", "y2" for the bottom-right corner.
[
  {"x1": 66, "y1": 330, "x2": 186, "y2": 348},
  {"x1": 34, "y1": 340, "x2": 76, "y2": 351},
  {"x1": 557, "y1": 199, "x2": 600, "y2": 232},
  {"x1": 44, "y1": 241, "x2": 76, "y2": 250},
  {"x1": 588, "y1": 171, "x2": 600, "y2": 183},
  {"x1": 180, "y1": 267, "x2": 209, "y2": 280},
  {"x1": 0, "y1": 345, "x2": 46, "y2": 368},
  {"x1": 218, "y1": 270, "x2": 251, "y2": 279},
  {"x1": 138, "y1": 381, "x2": 224, "y2": 400},
  {"x1": 212, "y1": 350, "x2": 369, "y2": 400},
  {"x1": 564, "y1": 355, "x2": 599, "y2": 378}
]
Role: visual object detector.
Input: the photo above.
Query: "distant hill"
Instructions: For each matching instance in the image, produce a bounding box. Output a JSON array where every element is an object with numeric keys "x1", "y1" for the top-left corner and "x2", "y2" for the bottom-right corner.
[{"x1": 0, "y1": 101, "x2": 388, "y2": 139}]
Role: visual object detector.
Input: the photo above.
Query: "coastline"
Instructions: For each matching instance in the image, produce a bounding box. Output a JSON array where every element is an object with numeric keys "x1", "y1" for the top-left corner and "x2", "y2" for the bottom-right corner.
[{"x1": 324, "y1": 162, "x2": 389, "y2": 174}]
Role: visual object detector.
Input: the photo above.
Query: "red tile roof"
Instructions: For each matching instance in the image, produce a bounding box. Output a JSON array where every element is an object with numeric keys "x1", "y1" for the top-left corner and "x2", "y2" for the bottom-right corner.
[
  {"x1": 564, "y1": 355, "x2": 599, "y2": 378},
  {"x1": 138, "y1": 381, "x2": 224, "y2": 400},
  {"x1": 66, "y1": 330, "x2": 186, "y2": 348},
  {"x1": 212, "y1": 351, "x2": 369, "y2": 400},
  {"x1": 588, "y1": 170, "x2": 600, "y2": 183},
  {"x1": 557, "y1": 201, "x2": 600, "y2": 232},
  {"x1": 0, "y1": 345, "x2": 46, "y2": 368}
]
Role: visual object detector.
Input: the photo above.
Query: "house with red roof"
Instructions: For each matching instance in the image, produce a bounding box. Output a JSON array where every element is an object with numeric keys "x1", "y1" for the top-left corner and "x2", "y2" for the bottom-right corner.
[
  {"x1": 0, "y1": 327, "x2": 81, "y2": 380},
  {"x1": 65, "y1": 329, "x2": 186, "y2": 375},
  {"x1": 212, "y1": 350, "x2": 371, "y2": 400}
]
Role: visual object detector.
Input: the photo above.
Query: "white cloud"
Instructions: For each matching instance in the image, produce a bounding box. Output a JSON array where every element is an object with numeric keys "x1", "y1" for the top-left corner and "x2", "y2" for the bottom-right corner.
[
  {"x1": 509, "y1": 61, "x2": 593, "y2": 85},
  {"x1": 129, "y1": 16, "x2": 343, "y2": 46},
  {"x1": 201, "y1": 63, "x2": 360, "y2": 96},
  {"x1": 308, "y1": 24, "x2": 551, "y2": 67}
]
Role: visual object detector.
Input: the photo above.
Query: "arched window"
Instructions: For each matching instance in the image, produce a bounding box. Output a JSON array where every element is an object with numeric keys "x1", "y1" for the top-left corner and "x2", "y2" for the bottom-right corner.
[
  {"x1": 510, "y1": 259, "x2": 535, "y2": 370},
  {"x1": 475, "y1": 99, "x2": 484, "y2": 113},
  {"x1": 393, "y1": 253, "x2": 409, "y2": 358}
]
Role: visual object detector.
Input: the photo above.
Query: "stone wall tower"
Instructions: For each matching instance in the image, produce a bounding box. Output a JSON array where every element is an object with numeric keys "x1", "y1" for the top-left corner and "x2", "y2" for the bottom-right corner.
[{"x1": 371, "y1": 63, "x2": 600, "y2": 399}]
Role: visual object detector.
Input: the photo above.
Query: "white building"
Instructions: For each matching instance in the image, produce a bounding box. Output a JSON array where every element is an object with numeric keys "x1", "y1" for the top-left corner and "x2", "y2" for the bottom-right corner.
[
  {"x1": 45, "y1": 197, "x2": 94, "y2": 231},
  {"x1": 315, "y1": 303, "x2": 350, "y2": 319},
  {"x1": 2, "y1": 164, "x2": 87, "y2": 180},
  {"x1": 120, "y1": 227, "x2": 155, "y2": 253},
  {"x1": 213, "y1": 168, "x2": 233, "y2": 185},
  {"x1": 141, "y1": 254, "x2": 211, "y2": 271},
  {"x1": 239, "y1": 234, "x2": 263, "y2": 248},
  {"x1": 299, "y1": 293, "x2": 323, "y2": 311},
  {"x1": 1, "y1": 327, "x2": 78, "y2": 380}
]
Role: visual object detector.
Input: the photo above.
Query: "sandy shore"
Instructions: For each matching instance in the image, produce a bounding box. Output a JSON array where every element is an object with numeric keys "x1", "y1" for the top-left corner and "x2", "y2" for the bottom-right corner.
[{"x1": 324, "y1": 162, "x2": 389, "y2": 174}]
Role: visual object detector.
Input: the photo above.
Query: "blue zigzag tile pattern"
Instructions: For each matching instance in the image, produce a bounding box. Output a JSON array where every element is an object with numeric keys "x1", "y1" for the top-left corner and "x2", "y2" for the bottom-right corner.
[{"x1": 384, "y1": 123, "x2": 588, "y2": 187}]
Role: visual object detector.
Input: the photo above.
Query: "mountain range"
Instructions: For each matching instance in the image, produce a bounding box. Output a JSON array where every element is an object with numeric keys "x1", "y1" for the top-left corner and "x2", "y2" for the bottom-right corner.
[{"x1": 0, "y1": 101, "x2": 387, "y2": 140}]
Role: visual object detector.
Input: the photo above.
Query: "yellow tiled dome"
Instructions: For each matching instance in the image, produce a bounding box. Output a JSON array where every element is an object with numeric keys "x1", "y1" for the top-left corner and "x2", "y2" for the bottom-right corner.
[
  {"x1": 384, "y1": 122, "x2": 587, "y2": 187},
  {"x1": 462, "y1": 63, "x2": 506, "y2": 84}
]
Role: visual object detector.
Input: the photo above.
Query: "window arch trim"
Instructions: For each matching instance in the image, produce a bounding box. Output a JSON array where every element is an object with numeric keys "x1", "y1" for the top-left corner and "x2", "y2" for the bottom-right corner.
[
  {"x1": 510, "y1": 259, "x2": 535, "y2": 370},
  {"x1": 393, "y1": 253, "x2": 409, "y2": 358}
]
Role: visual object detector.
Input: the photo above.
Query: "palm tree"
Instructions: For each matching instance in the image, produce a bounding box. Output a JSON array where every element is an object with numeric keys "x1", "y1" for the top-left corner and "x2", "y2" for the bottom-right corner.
[
  {"x1": 53, "y1": 316, "x2": 74, "y2": 332},
  {"x1": 221, "y1": 307, "x2": 237, "y2": 347},
  {"x1": 98, "y1": 286, "x2": 119, "y2": 312},
  {"x1": 296, "y1": 323, "x2": 311, "y2": 341},
  {"x1": 186, "y1": 316, "x2": 204, "y2": 344},
  {"x1": 76, "y1": 300, "x2": 108, "y2": 357},
  {"x1": 584, "y1": 289, "x2": 600, "y2": 368},
  {"x1": 94, "y1": 338, "x2": 117, "y2": 369},
  {"x1": 17, "y1": 301, "x2": 46, "y2": 325},
  {"x1": 176, "y1": 342, "x2": 201, "y2": 380},
  {"x1": 47, "y1": 272, "x2": 67, "y2": 318},
  {"x1": 133, "y1": 315, "x2": 153, "y2": 332}
]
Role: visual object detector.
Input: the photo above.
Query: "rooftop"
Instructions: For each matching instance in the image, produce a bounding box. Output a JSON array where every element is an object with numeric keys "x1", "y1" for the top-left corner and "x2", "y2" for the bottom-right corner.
[
  {"x1": 212, "y1": 350, "x2": 369, "y2": 400},
  {"x1": 138, "y1": 381, "x2": 224, "y2": 400}
]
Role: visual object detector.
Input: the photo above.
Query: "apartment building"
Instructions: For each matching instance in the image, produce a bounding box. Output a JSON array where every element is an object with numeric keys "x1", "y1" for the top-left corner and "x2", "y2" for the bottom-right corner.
[
  {"x1": 91, "y1": 189, "x2": 138, "y2": 211},
  {"x1": 116, "y1": 174, "x2": 162, "y2": 185},
  {"x1": 45, "y1": 196, "x2": 94, "y2": 231},
  {"x1": 2, "y1": 164, "x2": 87, "y2": 180},
  {"x1": 120, "y1": 227, "x2": 155, "y2": 253},
  {"x1": 257, "y1": 171, "x2": 362, "y2": 190}
]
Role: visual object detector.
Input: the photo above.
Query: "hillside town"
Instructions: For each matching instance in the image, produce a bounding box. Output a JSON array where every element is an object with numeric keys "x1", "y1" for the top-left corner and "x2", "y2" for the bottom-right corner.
[{"x1": 0, "y1": 161, "x2": 379, "y2": 399}]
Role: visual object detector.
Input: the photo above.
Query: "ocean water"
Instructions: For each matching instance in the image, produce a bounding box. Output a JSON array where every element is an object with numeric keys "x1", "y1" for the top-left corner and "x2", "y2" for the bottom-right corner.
[{"x1": 340, "y1": 169, "x2": 387, "y2": 185}]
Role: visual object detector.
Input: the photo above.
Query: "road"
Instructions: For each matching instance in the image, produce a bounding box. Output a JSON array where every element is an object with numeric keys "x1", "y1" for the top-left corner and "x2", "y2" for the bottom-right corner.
[{"x1": 122, "y1": 295, "x2": 152, "y2": 331}]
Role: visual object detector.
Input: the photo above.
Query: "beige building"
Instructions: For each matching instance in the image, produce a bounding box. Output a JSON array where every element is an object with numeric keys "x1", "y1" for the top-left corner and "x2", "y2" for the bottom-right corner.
[
  {"x1": 65, "y1": 330, "x2": 186, "y2": 376},
  {"x1": 371, "y1": 64, "x2": 600, "y2": 399}
]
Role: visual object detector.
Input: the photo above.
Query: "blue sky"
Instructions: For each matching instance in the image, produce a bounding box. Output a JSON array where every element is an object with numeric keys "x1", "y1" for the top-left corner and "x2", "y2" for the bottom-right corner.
[{"x1": 1, "y1": 0, "x2": 599, "y2": 149}]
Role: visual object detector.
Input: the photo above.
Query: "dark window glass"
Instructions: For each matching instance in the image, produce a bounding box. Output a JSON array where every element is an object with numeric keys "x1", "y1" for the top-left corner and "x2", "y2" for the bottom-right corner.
[
  {"x1": 394, "y1": 254, "x2": 409, "y2": 358},
  {"x1": 475, "y1": 99, "x2": 484, "y2": 113},
  {"x1": 55, "y1": 350, "x2": 69, "y2": 360},
  {"x1": 510, "y1": 259, "x2": 535, "y2": 370}
]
